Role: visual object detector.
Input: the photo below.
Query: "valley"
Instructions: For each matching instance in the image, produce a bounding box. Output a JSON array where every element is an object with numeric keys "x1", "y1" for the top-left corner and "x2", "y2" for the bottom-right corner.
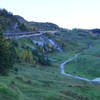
[{"x1": 0, "y1": 9, "x2": 100, "y2": 100}]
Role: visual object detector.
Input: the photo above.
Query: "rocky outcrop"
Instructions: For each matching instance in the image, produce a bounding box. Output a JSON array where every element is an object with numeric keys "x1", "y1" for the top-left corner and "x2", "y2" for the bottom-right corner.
[{"x1": 32, "y1": 35, "x2": 62, "y2": 52}]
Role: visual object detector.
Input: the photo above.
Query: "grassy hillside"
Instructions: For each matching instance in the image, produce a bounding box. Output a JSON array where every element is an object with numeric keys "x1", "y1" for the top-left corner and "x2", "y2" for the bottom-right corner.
[
  {"x1": 0, "y1": 62, "x2": 100, "y2": 100},
  {"x1": 62, "y1": 30, "x2": 100, "y2": 80},
  {"x1": 0, "y1": 9, "x2": 100, "y2": 100},
  {"x1": 0, "y1": 29, "x2": 99, "y2": 100}
]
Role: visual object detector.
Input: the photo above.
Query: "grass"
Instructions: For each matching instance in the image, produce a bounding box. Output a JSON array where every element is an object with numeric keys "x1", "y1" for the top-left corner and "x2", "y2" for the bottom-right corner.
[
  {"x1": 0, "y1": 83, "x2": 19, "y2": 100},
  {"x1": 0, "y1": 61, "x2": 100, "y2": 100},
  {"x1": 64, "y1": 54, "x2": 100, "y2": 79},
  {"x1": 62, "y1": 31, "x2": 100, "y2": 80},
  {"x1": 1, "y1": 30, "x2": 100, "y2": 100},
  {"x1": 64, "y1": 39, "x2": 100, "y2": 79},
  {"x1": 49, "y1": 51, "x2": 74, "y2": 64},
  {"x1": 1, "y1": 43, "x2": 100, "y2": 100}
]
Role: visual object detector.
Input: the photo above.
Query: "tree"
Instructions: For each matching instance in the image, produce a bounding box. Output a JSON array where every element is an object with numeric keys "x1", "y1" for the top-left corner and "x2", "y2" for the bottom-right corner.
[
  {"x1": 0, "y1": 26, "x2": 16, "y2": 75},
  {"x1": 17, "y1": 22, "x2": 28, "y2": 32}
]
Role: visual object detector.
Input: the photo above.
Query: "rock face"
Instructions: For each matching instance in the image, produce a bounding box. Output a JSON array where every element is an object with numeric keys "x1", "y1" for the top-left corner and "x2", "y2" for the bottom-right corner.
[{"x1": 32, "y1": 35, "x2": 62, "y2": 52}]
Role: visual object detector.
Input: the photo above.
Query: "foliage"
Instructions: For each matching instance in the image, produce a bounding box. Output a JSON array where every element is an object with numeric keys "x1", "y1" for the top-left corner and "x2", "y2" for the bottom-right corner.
[
  {"x1": 12, "y1": 38, "x2": 50, "y2": 65},
  {"x1": 32, "y1": 45, "x2": 50, "y2": 65},
  {"x1": 0, "y1": 26, "x2": 16, "y2": 75},
  {"x1": 0, "y1": 9, "x2": 18, "y2": 31},
  {"x1": 20, "y1": 49, "x2": 34, "y2": 64},
  {"x1": 0, "y1": 9, "x2": 13, "y2": 17},
  {"x1": 17, "y1": 22, "x2": 28, "y2": 32},
  {"x1": 0, "y1": 9, "x2": 29, "y2": 32}
]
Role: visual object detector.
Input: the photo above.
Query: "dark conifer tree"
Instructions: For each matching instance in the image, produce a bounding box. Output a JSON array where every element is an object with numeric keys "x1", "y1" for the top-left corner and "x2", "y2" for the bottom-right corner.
[{"x1": 0, "y1": 25, "x2": 16, "y2": 75}]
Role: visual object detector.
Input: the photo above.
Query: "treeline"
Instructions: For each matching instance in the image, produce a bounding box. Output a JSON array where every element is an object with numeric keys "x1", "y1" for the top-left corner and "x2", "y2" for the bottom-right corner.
[
  {"x1": 13, "y1": 40, "x2": 50, "y2": 66},
  {"x1": 0, "y1": 26, "x2": 50, "y2": 75},
  {"x1": 0, "y1": 9, "x2": 32, "y2": 32}
]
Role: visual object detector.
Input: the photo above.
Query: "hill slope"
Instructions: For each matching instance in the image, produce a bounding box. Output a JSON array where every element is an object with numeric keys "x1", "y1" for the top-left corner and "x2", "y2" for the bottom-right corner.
[
  {"x1": 0, "y1": 9, "x2": 100, "y2": 100},
  {"x1": 0, "y1": 9, "x2": 59, "y2": 33}
]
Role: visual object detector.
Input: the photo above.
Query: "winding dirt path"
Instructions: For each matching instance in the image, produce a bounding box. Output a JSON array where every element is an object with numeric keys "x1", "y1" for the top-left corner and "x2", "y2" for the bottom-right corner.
[{"x1": 60, "y1": 53, "x2": 100, "y2": 83}]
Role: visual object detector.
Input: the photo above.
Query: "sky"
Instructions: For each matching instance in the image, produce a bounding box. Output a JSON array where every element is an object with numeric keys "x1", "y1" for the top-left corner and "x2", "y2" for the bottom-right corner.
[{"x1": 0, "y1": 0, "x2": 100, "y2": 29}]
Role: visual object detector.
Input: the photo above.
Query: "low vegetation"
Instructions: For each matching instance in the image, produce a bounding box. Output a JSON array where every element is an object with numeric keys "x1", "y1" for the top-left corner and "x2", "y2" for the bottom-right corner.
[{"x1": 0, "y1": 9, "x2": 100, "y2": 100}]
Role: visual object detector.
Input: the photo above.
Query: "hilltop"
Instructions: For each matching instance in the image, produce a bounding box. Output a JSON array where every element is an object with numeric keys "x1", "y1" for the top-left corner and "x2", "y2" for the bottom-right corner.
[{"x1": 0, "y1": 9, "x2": 59, "y2": 33}]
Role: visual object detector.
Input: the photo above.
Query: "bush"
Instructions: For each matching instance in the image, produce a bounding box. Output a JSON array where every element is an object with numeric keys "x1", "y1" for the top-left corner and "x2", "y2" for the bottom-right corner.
[
  {"x1": 17, "y1": 22, "x2": 28, "y2": 32},
  {"x1": 32, "y1": 45, "x2": 50, "y2": 65}
]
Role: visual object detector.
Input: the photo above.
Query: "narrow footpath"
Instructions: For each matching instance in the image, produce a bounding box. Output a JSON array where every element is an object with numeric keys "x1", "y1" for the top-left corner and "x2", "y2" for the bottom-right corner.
[{"x1": 60, "y1": 53, "x2": 100, "y2": 83}]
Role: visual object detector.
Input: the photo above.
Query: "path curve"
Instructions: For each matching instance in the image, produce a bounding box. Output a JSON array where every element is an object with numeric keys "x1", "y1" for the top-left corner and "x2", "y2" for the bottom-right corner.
[
  {"x1": 60, "y1": 53, "x2": 100, "y2": 83},
  {"x1": 4, "y1": 31, "x2": 58, "y2": 39}
]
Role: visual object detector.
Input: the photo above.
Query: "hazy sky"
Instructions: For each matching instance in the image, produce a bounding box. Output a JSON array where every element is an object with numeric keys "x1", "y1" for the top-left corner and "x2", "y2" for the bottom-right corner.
[{"x1": 0, "y1": 0, "x2": 100, "y2": 29}]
